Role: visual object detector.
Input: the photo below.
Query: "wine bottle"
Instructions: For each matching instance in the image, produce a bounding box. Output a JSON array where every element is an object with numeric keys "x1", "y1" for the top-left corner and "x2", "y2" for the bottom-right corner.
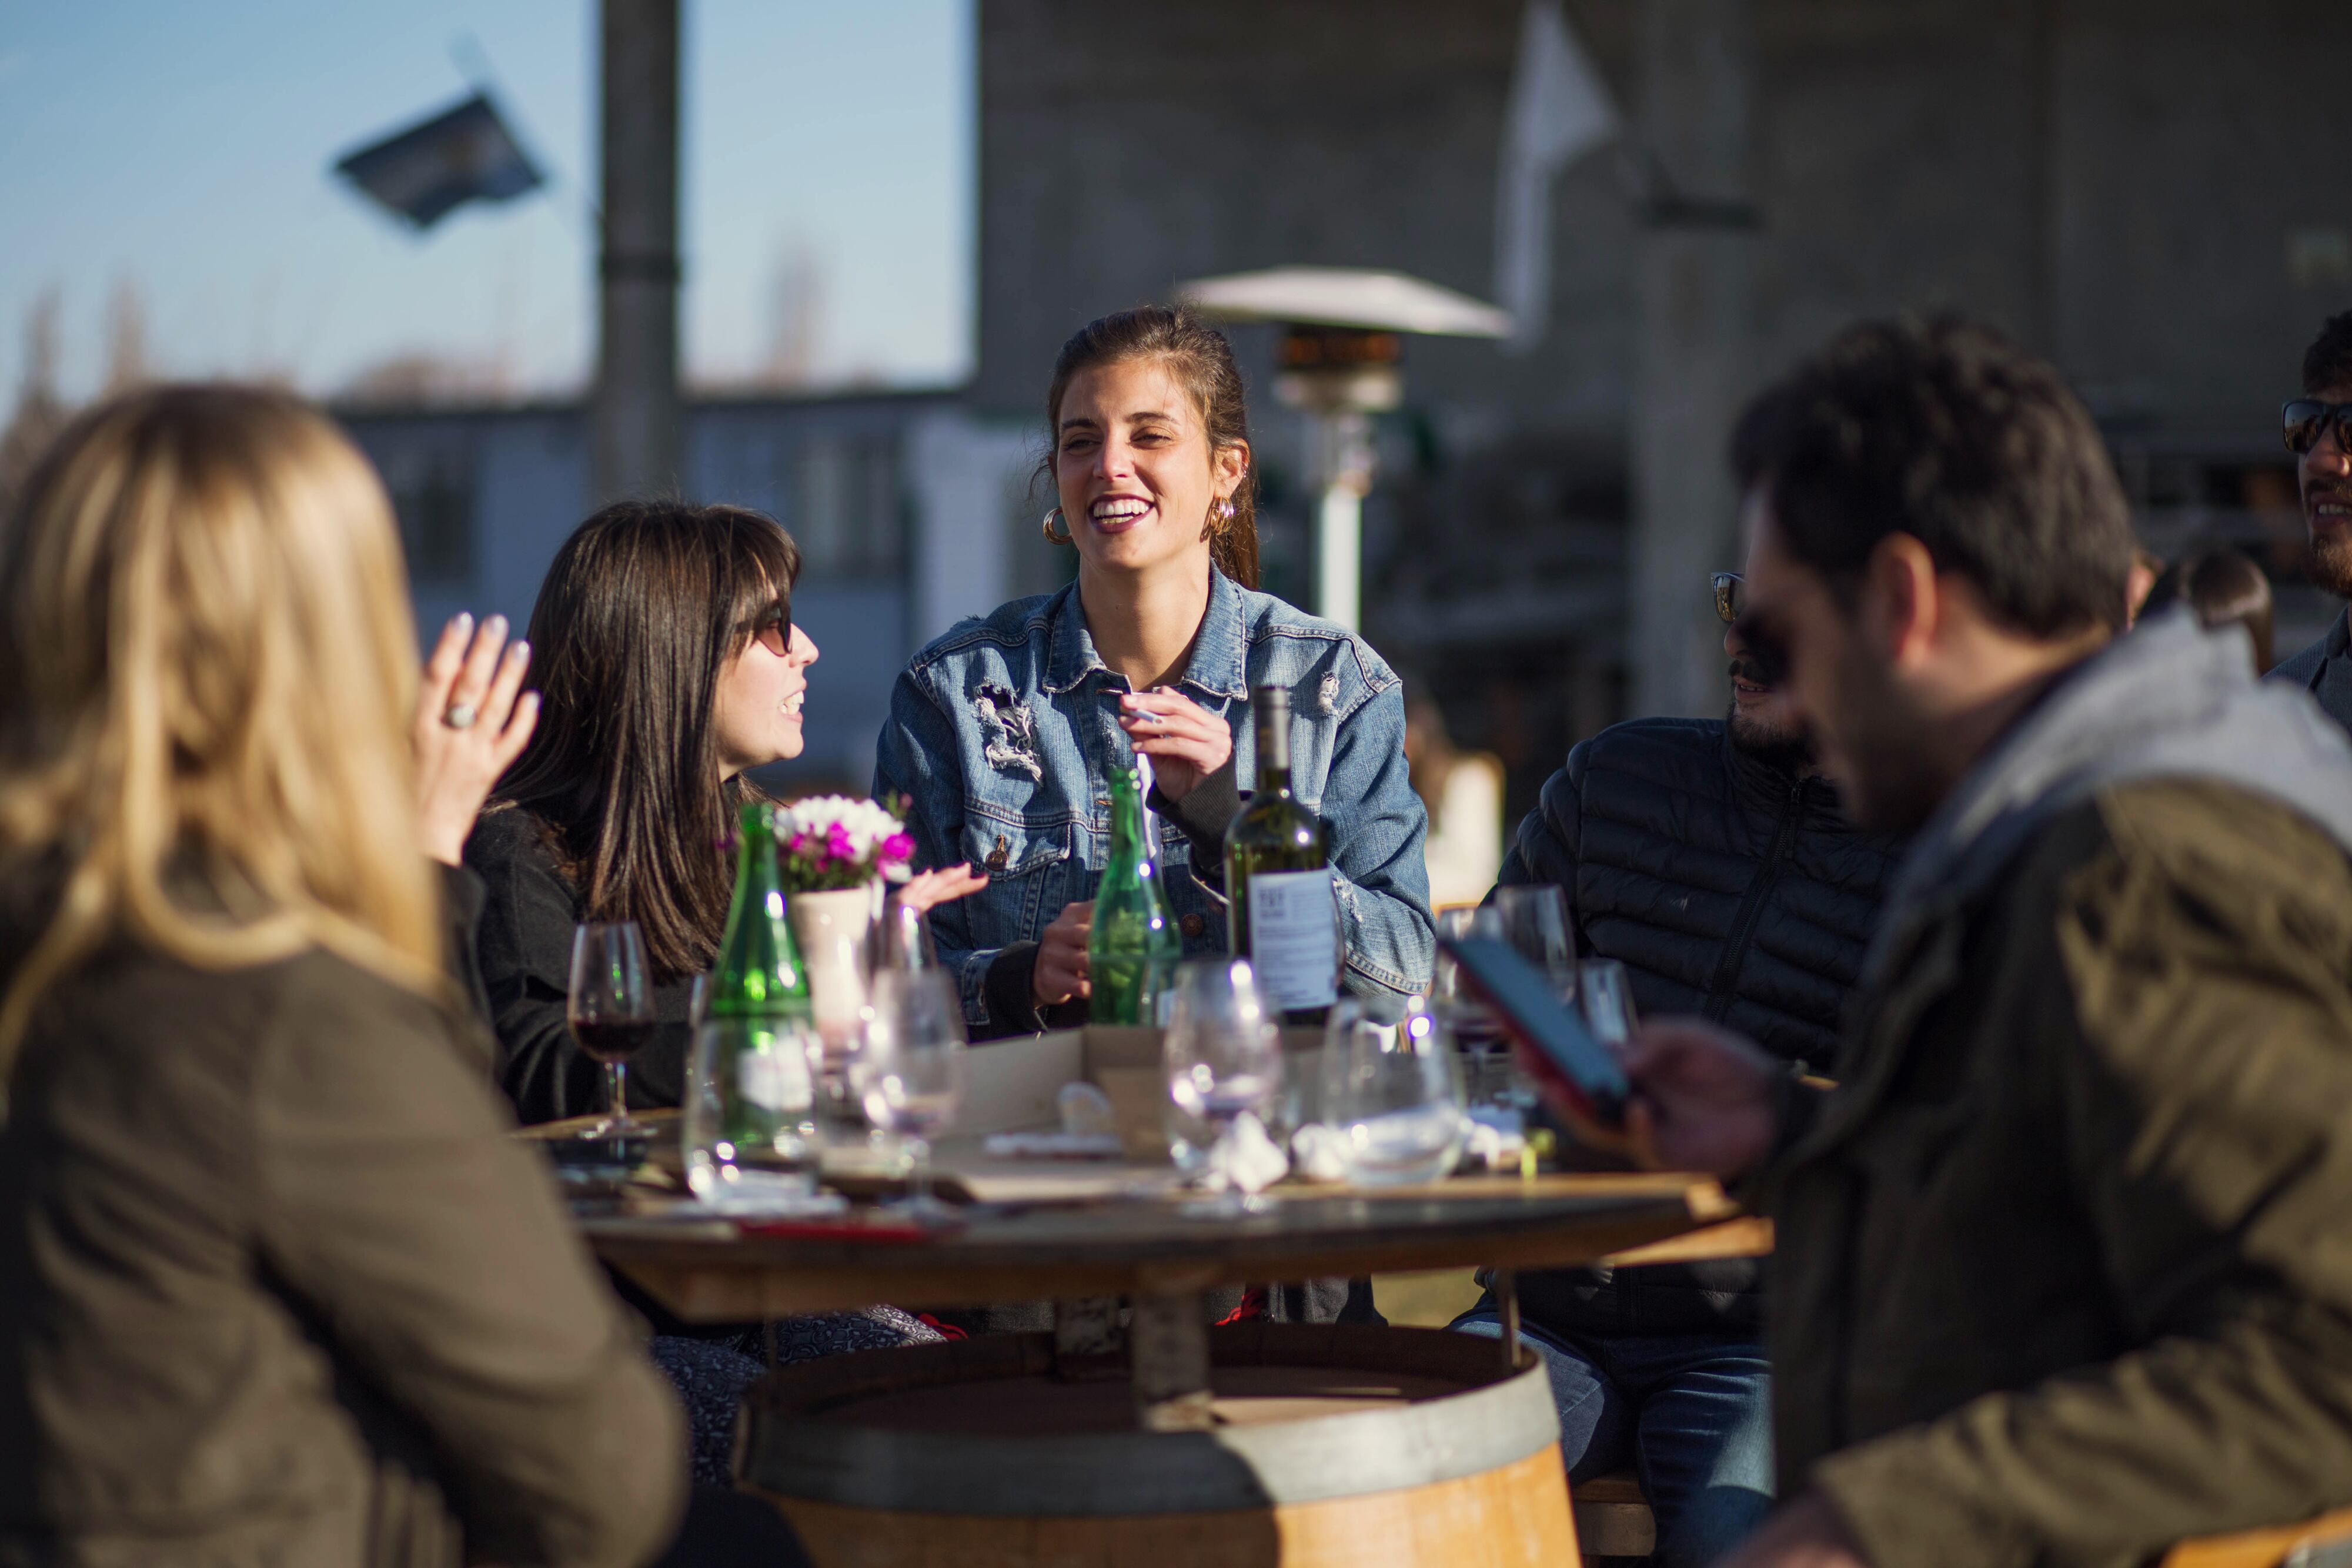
[
  {"x1": 1088, "y1": 763, "x2": 1183, "y2": 1025},
  {"x1": 1223, "y1": 683, "x2": 1339, "y2": 1021},
  {"x1": 709, "y1": 800, "x2": 812, "y2": 1019}
]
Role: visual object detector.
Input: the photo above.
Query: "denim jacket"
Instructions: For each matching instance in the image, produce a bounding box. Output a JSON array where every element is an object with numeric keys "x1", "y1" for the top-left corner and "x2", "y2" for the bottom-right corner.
[{"x1": 874, "y1": 569, "x2": 1434, "y2": 1031}]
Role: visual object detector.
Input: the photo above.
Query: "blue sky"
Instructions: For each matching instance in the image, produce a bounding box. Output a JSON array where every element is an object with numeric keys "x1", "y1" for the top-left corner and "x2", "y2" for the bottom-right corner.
[{"x1": 0, "y1": 1, "x2": 974, "y2": 402}]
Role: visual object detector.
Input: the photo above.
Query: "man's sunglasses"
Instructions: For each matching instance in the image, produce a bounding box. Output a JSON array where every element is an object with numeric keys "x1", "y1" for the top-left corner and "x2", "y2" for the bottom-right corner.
[
  {"x1": 748, "y1": 607, "x2": 793, "y2": 658},
  {"x1": 1712, "y1": 571, "x2": 1745, "y2": 624},
  {"x1": 2284, "y1": 400, "x2": 2352, "y2": 457}
]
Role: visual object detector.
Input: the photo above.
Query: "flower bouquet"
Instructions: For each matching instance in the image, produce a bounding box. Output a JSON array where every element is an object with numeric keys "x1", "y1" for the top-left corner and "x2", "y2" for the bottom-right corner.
[{"x1": 772, "y1": 795, "x2": 916, "y2": 894}]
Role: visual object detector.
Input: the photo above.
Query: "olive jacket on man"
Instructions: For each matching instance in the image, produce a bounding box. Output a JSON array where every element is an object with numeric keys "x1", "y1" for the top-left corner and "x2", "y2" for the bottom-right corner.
[
  {"x1": 0, "y1": 867, "x2": 685, "y2": 1568},
  {"x1": 1764, "y1": 611, "x2": 2352, "y2": 1568}
]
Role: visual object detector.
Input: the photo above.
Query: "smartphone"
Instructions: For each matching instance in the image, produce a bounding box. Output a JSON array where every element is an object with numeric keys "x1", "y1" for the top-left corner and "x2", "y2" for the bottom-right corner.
[{"x1": 1438, "y1": 935, "x2": 1630, "y2": 1128}]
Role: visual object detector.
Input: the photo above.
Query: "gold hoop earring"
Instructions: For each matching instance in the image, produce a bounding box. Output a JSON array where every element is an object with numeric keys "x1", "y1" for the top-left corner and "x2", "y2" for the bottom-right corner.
[{"x1": 1042, "y1": 507, "x2": 1073, "y2": 545}]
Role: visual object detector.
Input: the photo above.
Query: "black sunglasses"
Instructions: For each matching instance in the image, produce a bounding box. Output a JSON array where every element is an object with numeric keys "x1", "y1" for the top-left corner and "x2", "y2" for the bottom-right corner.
[
  {"x1": 2284, "y1": 399, "x2": 2352, "y2": 457},
  {"x1": 1712, "y1": 572, "x2": 1744, "y2": 625},
  {"x1": 747, "y1": 606, "x2": 793, "y2": 658}
]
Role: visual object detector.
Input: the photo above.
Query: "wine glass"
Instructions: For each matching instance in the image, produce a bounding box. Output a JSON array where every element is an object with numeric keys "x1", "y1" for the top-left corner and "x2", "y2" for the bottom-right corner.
[
  {"x1": 1495, "y1": 884, "x2": 1577, "y2": 1002},
  {"x1": 853, "y1": 968, "x2": 968, "y2": 1222},
  {"x1": 1578, "y1": 958, "x2": 1639, "y2": 1052},
  {"x1": 568, "y1": 921, "x2": 654, "y2": 1136},
  {"x1": 1318, "y1": 997, "x2": 1466, "y2": 1187},
  {"x1": 1162, "y1": 958, "x2": 1285, "y2": 1212},
  {"x1": 873, "y1": 892, "x2": 937, "y2": 972}
]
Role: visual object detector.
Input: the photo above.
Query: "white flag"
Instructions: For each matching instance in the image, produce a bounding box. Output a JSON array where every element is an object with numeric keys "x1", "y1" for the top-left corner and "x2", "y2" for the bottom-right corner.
[{"x1": 1494, "y1": 1, "x2": 1618, "y2": 355}]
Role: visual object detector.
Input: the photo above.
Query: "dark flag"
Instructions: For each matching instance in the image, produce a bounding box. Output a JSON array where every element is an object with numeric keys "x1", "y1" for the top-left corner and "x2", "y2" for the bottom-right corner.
[{"x1": 333, "y1": 93, "x2": 544, "y2": 230}]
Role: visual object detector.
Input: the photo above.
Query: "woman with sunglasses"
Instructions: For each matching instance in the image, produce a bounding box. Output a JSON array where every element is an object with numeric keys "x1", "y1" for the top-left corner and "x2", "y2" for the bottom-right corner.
[{"x1": 467, "y1": 500, "x2": 980, "y2": 1126}]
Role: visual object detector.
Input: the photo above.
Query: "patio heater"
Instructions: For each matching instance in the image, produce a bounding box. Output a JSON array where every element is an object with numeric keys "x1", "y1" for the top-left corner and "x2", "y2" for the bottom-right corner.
[{"x1": 1176, "y1": 268, "x2": 1510, "y2": 632}]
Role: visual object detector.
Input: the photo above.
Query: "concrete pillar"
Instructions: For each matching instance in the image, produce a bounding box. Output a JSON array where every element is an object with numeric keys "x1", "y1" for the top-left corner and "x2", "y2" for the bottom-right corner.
[
  {"x1": 592, "y1": 0, "x2": 681, "y2": 504},
  {"x1": 906, "y1": 410, "x2": 1031, "y2": 649},
  {"x1": 1629, "y1": 0, "x2": 1755, "y2": 719}
]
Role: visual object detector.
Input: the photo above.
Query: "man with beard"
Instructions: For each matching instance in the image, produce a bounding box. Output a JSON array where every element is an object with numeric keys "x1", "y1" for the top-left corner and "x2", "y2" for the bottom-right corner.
[
  {"x1": 1626, "y1": 316, "x2": 2352, "y2": 1568},
  {"x1": 1452, "y1": 587, "x2": 1903, "y2": 1568},
  {"x1": 2271, "y1": 310, "x2": 2352, "y2": 727}
]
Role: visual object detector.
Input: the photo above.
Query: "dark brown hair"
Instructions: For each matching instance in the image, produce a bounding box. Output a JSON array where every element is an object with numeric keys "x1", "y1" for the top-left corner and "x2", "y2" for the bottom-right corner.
[
  {"x1": 1731, "y1": 315, "x2": 2134, "y2": 638},
  {"x1": 496, "y1": 500, "x2": 801, "y2": 978},
  {"x1": 2144, "y1": 547, "x2": 2275, "y2": 672},
  {"x1": 1040, "y1": 305, "x2": 1259, "y2": 589},
  {"x1": 2305, "y1": 310, "x2": 2352, "y2": 396}
]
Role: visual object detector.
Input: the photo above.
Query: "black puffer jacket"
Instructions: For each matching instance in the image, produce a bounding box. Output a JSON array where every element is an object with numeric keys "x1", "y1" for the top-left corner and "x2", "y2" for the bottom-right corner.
[{"x1": 1495, "y1": 716, "x2": 1903, "y2": 1338}]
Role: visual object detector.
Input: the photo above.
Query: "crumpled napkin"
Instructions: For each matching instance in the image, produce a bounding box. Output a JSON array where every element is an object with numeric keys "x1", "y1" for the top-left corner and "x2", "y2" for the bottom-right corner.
[
  {"x1": 1288, "y1": 1122, "x2": 1352, "y2": 1183},
  {"x1": 1199, "y1": 1111, "x2": 1289, "y2": 1194}
]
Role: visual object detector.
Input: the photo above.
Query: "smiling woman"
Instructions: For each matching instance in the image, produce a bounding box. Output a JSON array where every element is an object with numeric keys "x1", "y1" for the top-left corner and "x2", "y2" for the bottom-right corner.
[{"x1": 875, "y1": 306, "x2": 1434, "y2": 1048}]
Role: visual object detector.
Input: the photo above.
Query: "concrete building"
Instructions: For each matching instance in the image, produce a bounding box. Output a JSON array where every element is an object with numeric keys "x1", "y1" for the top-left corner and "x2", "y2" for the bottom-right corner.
[
  {"x1": 338, "y1": 389, "x2": 1035, "y2": 793},
  {"x1": 973, "y1": 0, "x2": 2352, "y2": 815}
]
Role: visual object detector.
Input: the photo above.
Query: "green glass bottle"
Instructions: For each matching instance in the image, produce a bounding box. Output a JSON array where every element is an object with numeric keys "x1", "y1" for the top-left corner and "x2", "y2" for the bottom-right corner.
[
  {"x1": 709, "y1": 800, "x2": 812, "y2": 1019},
  {"x1": 1088, "y1": 764, "x2": 1183, "y2": 1025},
  {"x1": 1223, "y1": 683, "x2": 1339, "y2": 1023}
]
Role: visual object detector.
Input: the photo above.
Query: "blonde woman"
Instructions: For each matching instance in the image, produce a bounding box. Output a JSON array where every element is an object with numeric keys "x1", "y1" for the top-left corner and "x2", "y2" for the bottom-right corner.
[{"x1": 0, "y1": 386, "x2": 695, "y2": 1567}]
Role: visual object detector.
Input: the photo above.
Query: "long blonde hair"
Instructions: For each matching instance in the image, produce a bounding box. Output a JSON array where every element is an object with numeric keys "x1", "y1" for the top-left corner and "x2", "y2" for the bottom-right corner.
[{"x1": 0, "y1": 385, "x2": 442, "y2": 1068}]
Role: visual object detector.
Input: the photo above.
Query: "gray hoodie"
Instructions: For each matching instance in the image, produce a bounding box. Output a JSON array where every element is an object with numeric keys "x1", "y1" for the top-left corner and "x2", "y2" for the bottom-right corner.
[{"x1": 1867, "y1": 606, "x2": 2352, "y2": 985}]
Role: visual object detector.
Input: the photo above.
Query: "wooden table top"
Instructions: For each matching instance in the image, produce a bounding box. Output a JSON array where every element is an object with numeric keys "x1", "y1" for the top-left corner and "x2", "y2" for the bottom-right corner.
[{"x1": 579, "y1": 1169, "x2": 1765, "y2": 1323}]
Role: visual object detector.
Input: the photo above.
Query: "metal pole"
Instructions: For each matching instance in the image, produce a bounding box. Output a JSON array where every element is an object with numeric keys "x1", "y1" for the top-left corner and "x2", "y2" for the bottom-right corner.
[
  {"x1": 592, "y1": 0, "x2": 681, "y2": 504},
  {"x1": 1313, "y1": 409, "x2": 1374, "y2": 633}
]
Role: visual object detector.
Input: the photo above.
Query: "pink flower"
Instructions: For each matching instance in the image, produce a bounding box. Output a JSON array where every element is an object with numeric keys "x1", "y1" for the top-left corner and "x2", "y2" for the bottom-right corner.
[{"x1": 880, "y1": 832, "x2": 914, "y2": 864}]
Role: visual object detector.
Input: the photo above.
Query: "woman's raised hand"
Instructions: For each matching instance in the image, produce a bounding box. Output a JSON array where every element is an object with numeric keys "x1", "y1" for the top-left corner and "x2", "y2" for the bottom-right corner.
[
  {"x1": 413, "y1": 613, "x2": 540, "y2": 867},
  {"x1": 898, "y1": 863, "x2": 989, "y2": 914},
  {"x1": 1033, "y1": 899, "x2": 1094, "y2": 1007},
  {"x1": 1116, "y1": 687, "x2": 1231, "y2": 801}
]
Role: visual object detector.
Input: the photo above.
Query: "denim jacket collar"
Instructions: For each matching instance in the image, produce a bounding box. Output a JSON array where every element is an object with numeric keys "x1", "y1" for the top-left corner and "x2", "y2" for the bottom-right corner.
[{"x1": 1037, "y1": 568, "x2": 1251, "y2": 701}]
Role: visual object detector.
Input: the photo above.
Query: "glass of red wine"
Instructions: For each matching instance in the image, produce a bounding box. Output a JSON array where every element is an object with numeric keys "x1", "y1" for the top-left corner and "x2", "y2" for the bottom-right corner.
[{"x1": 569, "y1": 921, "x2": 654, "y2": 1136}]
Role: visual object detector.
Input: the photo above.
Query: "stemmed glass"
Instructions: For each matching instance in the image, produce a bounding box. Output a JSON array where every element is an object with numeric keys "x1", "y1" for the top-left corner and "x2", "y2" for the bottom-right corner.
[
  {"x1": 1163, "y1": 958, "x2": 1286, "y2": 1213},
  {"x1": 569, "y1": 921, "x2": 654, "y2": 1136},
  {"x1": 1495, "y1": 884, "x2": 1578, "y2": 1003},
  {"x1": 1578, "y1": 958, "x2": 1639, "y2": 1052},
  {"x1": 853, "y1": 968, "x2": 968, "y2": 1222},
  {"x1": 873, "y1": 892, "x2": 937, "y2": 972}
]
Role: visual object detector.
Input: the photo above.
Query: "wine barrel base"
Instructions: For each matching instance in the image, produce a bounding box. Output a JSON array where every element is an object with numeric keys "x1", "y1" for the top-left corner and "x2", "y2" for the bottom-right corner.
[
  {"x1": 754, "y1": 1446, "x2": 1574, "y2": 1568},
  {"x1": 737, "y1": 1324, "x2": 1577, "y2": 1568}
]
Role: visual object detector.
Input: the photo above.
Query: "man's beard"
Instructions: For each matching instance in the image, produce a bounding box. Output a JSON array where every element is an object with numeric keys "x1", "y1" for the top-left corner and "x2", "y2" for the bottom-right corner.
[
  {"x1": 1816, "y1": 651, "x2": 1949, "y2": 835},
  {"x1": 1725, "y1": 697, "x2": 1812, "y2": 771},
  {"x1": 2310, "y1": 529, "x2": 2352, "y2": 599}
]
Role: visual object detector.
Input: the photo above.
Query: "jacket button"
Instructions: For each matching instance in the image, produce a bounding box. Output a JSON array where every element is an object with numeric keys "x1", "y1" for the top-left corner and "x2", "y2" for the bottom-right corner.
[
  {"x1": 1180, "y1": 913, "x2": 1207, "y2": 938},
  {"x1": 986, "y1": 835, "x2": 1009, "y2": 871}
]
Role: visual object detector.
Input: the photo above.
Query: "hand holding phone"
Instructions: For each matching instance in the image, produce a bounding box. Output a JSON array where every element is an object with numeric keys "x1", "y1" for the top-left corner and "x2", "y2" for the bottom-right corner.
[{"x1": 1438, "y1": 936, "x2": 1631, "y2": 1130}]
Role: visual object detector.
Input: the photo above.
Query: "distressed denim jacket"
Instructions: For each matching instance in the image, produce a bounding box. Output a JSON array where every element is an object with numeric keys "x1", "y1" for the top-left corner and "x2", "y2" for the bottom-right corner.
[{"x1": 874, "y1": 568, "x2": 1434, "y2": 1031}]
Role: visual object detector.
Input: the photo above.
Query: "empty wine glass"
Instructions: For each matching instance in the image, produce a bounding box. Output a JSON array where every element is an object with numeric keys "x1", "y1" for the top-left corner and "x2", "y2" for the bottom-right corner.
[
  {"x1": 1495, "y1": 885, "x2": 1577, "y2": 1002},
  {"x1": 1162, "y1": 958, "x2": 1285, "y2": 1212},
  {"x1": 1319, "y1": 997, "x2": 1466, "y2": 1187},
  {"x1": 1579, "y1": 958, "x2": 1639, "y2": 1051},
  {"x1": 854, "y1": 968, "x2": 968, "y2": 1223},
  {"x1": 873, "y1": 892, "x2": 937, "y2": 972},
  {"x1": 683, "y1": 1014, "x2": 824, "y2": 1205},
  {"x1": 568, "y1": 922, "x2": 654, "y2": 1136}
]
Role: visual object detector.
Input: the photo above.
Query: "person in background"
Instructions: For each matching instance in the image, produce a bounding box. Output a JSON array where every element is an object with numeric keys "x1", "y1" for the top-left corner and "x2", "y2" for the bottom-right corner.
[
  {"x1": 468, "y1": 499, "x2": 984, "y2": 1479},
  {"x1": 2141, "y1": 545, "x2": 2275, "y2": 673},
  {"x1": 0, "y1": 385, "x2": 690, "y2": 1567},
  {"x1": 876, "y1": 305, "x2": 1432, "y2": 1041},
  {"x1": 1455, "y1": 567, "x2": 1903, "y2": 1568},
  {"x1": 877, "y1": 305, "x2": 1429, "y2": 1330},
  {"x1": 2126, "y1": 546, "x2": 2164, "y2": 623},
  {"x1": 471, "y1": 499, "x2": 979, "y2": 1125},
  {"x1": 1404, "y1": 687, "x2": 1505, "y2": 909},
  {"x1": 2270, "y1": 310, "x2": 2352, "y2": 725},
  {"x1": 1632, "y1": 317, "x2": 2352, "y2": 1568}
]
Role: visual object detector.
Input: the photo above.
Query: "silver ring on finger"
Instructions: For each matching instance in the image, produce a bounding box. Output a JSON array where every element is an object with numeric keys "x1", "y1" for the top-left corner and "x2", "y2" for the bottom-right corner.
[{"x1": 442, "y1": 701, "x2": 479, "y2": 731}]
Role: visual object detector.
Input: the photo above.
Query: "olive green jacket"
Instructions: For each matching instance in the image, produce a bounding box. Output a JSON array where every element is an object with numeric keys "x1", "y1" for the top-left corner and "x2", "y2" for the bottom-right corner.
[
  {"x1": 1766, "y1": 617, "x2": 2352, "y2": 1568},
  {"x1": 0, "y1": 893, "x2": 686, "y2": 1567}
]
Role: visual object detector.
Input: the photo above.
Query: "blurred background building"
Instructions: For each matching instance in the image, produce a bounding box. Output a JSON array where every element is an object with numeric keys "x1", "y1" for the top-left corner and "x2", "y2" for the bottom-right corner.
[{"x1": 8, "y1": 0, "x2": 2352, "y2": 825}]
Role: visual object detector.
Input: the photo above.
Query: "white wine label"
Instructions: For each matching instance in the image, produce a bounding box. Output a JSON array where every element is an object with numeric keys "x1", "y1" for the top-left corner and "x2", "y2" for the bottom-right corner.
[{"x1": 1247, "y1": 870, "x2": 1339, "y2": 1010}]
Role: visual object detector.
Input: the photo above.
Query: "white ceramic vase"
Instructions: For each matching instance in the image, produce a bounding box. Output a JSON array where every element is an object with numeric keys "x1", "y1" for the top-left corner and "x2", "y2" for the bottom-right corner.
[{"x1": 790, "y1": 880, "x2": 881, "y2": 1051}]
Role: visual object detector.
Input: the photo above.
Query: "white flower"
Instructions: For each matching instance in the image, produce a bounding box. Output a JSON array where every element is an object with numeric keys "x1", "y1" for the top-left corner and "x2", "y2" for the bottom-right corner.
[{"x1": 778, "y1": 795, "x2": 905, "y2": 858}]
